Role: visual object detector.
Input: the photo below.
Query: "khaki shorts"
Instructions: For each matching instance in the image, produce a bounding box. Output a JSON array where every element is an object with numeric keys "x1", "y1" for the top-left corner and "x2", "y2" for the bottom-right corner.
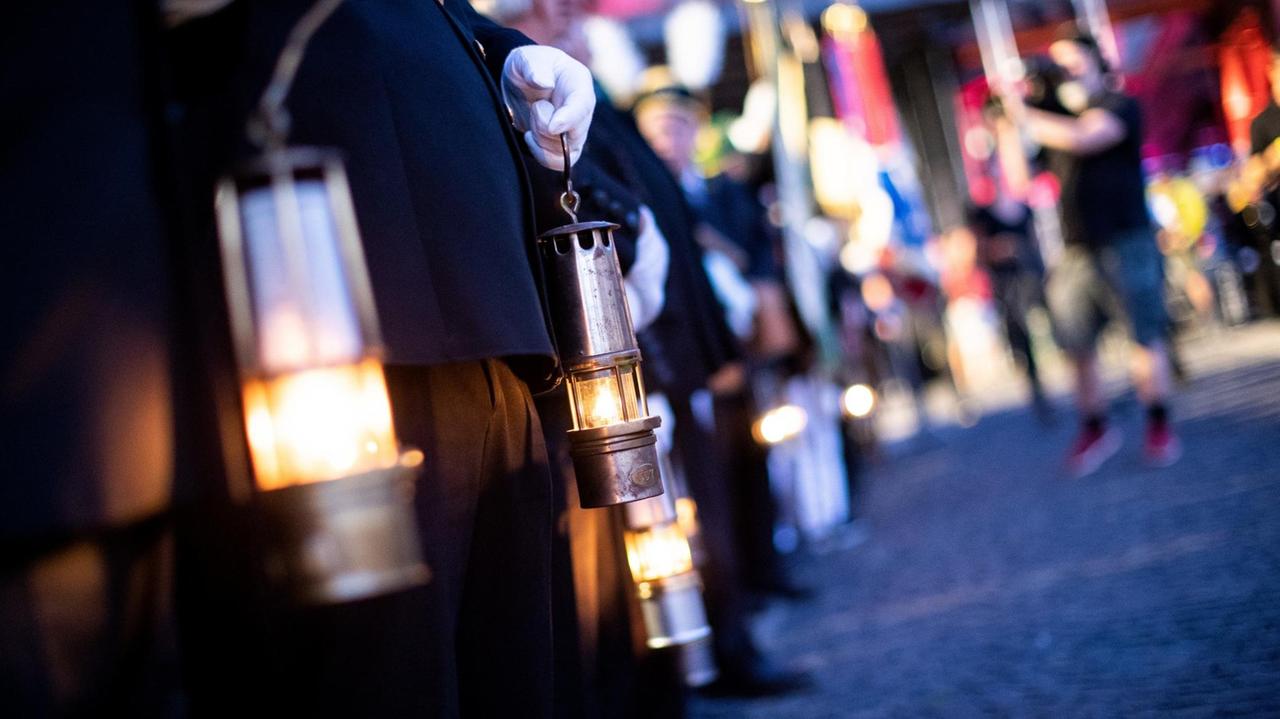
[{"x1": 1046, "y1": 228, "x2": 1168, "y2": 355}]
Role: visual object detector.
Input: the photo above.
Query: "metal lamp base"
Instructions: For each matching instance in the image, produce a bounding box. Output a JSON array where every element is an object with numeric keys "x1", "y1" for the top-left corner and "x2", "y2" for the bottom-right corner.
[
  {"x1": 257, "y1": 463, "x2": 429, "y2": 604},
  {"x1": 637, "y1": 570, "x2": 712, "y2": 650},
  {"x1": 569, "y1": 416, "x2": 664, "y2": 507},
  {"x1": 675, "y1": 635, "x2": 718, "y2": 688}
]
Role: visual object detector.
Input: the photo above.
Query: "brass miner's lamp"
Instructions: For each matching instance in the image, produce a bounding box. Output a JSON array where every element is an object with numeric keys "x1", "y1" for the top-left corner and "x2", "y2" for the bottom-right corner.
[
  {"x1": 538, "y1": 137, "x2": 666, "y2": 508},
  {"x1": 214, "y1": 0, "x2": 428, "y2": 604}
]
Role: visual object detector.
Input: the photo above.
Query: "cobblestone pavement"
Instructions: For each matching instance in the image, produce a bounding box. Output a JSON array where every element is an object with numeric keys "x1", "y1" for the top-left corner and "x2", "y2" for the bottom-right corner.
[{"x1": 691, "y1": 322, "x2": 1280, "y2": 718}]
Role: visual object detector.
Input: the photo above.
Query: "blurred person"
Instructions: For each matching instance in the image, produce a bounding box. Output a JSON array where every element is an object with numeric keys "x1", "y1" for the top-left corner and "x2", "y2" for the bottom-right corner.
[
  {"x1": 830, "y1": 270, "x2": 877, "y2": 512},
  {"x1": 1, "y1": 4, "x2": 184, "y2": 714},
  {"x1": 967, "y1": 180, "x2": 1051, "y2": 418},
  {"x1": 634, "y1": 82, "x2": 812, "y2": 601},
  {"x1": 876, "y1": 248, "x2": 967, "y2": 435},
  {"x1": 936, "y1": 225, "x2": 990, "y2": 401},
  {"x1": 168, "y1": 1, "x2": 595, "y2": 716},
  {"x1": 499, "y1": 4, "x2": 805, "y2": 708},
  {"x1": 1192, "y1": 171, "x2": 1252, "y2": 328},
  {"x1": 999, "y1": 29, "x2": 1180, "y2": 474}
]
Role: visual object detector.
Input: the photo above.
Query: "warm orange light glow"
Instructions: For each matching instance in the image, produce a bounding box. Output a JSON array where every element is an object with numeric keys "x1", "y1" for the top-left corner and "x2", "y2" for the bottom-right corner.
[
  {"x1": 576, "y1": 375, "x2": 625, "y2": 429},
  {"x1": 625, "y1": 521, "x2": 695, "y2": 584},
  {"x1": 752, "y1": 404, "x2": 808, "y2": 445},
  {"x1": 242, "y1": 358, "x2": 399, "y2": 490}
]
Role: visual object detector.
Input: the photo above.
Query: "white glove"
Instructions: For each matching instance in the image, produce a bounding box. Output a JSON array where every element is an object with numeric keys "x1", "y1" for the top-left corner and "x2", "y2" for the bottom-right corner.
[
  {"x1": 624, "y1": 205, "x2": 669, "y2": 332},
  {"x1": 501, "y1": 46, "x2": 595, "y2": 171}
]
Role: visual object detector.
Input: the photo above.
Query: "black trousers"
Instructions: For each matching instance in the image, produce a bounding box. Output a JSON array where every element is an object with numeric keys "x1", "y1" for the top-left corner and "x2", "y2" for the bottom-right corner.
[
  {"x1": 182, "y1": 359, "x2": 553, "y2": 719},
  {"x1": 670, "y1": 395, "x2": 758, "y2": 670},
  {"x1": 539, "y1": 397, "x2": 687, "y2": 719},
  {"x1": 712, "y1": 389, "x2": 785, "y2": 593},
  {"x1": 382, "y1": 359, "x2": 554, "y2": 718}
]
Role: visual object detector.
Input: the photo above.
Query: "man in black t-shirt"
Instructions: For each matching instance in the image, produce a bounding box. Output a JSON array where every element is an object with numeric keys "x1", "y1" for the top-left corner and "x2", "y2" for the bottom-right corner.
[{"x1": 1001, "y1": 30, "x2": 1179, "y2": 476}]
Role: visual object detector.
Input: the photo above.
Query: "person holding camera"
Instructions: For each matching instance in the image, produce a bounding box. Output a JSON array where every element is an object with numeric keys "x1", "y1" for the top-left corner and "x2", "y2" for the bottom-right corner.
[{"x1": 997, "y1": 29, "x2": 1180, "y2": 476}]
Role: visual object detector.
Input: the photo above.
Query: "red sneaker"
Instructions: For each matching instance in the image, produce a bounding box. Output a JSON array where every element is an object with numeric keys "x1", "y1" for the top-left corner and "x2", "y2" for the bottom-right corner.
[
  {"x1": 1066, "y1": 425, "x2": 1122, "y2": 478},
  {"x1": 1143, "y1": 423, "x2": 1182, "y2": 468}
]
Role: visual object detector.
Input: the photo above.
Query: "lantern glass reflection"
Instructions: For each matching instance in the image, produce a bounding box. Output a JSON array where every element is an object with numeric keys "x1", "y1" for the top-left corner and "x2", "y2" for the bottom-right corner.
[
  {"x1": 752, "y1": 404, "x2": 808, "y2": 445},
  {"x1": 572, "y1": 372, "x2": 624, "y2": 429},
  {"x1": 220, "y1": 158, "x2": 402, "y2": 491},
  {"x1": 625, "y1": 521, "x2": 695, "y2": 585},
  {"x1": 239, "y1": 179, "x2": 363, "y2": 369},
  {"x1": 216, "y1": 148, "x2": 427, "y2": 603}
]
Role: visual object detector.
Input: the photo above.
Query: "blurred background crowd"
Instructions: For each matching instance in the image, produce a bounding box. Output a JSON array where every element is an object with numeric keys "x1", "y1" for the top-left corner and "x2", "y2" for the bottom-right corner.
[
  {"x1": 5, "y1": 0, "x2": 1280, "y2": 716},
  {"x1": 474, "y1": 0, "x2": 1280, "y2": 712},
  {"x1": 512, "y1": 0, "x2": 1280, "y2": 488}
]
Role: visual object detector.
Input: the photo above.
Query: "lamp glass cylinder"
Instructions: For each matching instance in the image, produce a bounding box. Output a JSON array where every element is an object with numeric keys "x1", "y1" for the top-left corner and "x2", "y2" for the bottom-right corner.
[
  {"x1": 621, "y1": 491, "x2": 713, "y2": 657},
  {"x1": 568, "y1": 361, "x2": 648, "y2": 430},
  {"x1": 216, "y1": 147, "x2": 427, "y2": 603},
  {"x1": 624, "y1": 520, "x2": 695, "y2": 584}
]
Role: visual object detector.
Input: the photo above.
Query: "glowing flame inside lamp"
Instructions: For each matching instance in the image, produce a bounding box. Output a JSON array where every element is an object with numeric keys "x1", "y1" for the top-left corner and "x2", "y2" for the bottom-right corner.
[
  {"x1": 622, "y1": 490, "x2": 716, "y2": 685},
  {"x1": 580, "y1": 378, "x2": 625, "y2": 430},
  {"x1": 841, "y1": 383, "x2": 876, "y2": 419},
  {"x1": 243, "y1": 358, "x2": 400, "y2": 491},
  {"x1": 625, "y1": 521, "x2": 696, "y2": 585},
  {"x1": 752, "y1": 405, "x2": 808, "y2": 446}
]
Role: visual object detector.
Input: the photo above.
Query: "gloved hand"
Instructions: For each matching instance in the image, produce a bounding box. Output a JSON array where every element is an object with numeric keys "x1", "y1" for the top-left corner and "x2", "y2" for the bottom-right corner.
[
  {"x1": 624, "y1": 205, "x2": 669, "y2": 332},
  {"x1": 502, "y1": 46, "x2": 595, "y2": 171}
]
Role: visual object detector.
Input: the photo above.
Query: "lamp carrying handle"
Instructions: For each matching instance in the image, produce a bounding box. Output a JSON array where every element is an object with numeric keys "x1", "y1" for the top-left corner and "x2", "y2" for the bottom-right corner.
[
  {"x1": 559, "y1": 133, "x2": 579, "y2": 222},
  {"x1": 247, "y1": 0, "x2": 345, "y2": 149}
]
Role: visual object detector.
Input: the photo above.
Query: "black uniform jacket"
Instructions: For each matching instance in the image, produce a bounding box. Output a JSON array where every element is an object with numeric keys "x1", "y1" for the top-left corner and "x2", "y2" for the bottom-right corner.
[{"x1": 171, "y1": 0, "x2": 555, "y2": 377}]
